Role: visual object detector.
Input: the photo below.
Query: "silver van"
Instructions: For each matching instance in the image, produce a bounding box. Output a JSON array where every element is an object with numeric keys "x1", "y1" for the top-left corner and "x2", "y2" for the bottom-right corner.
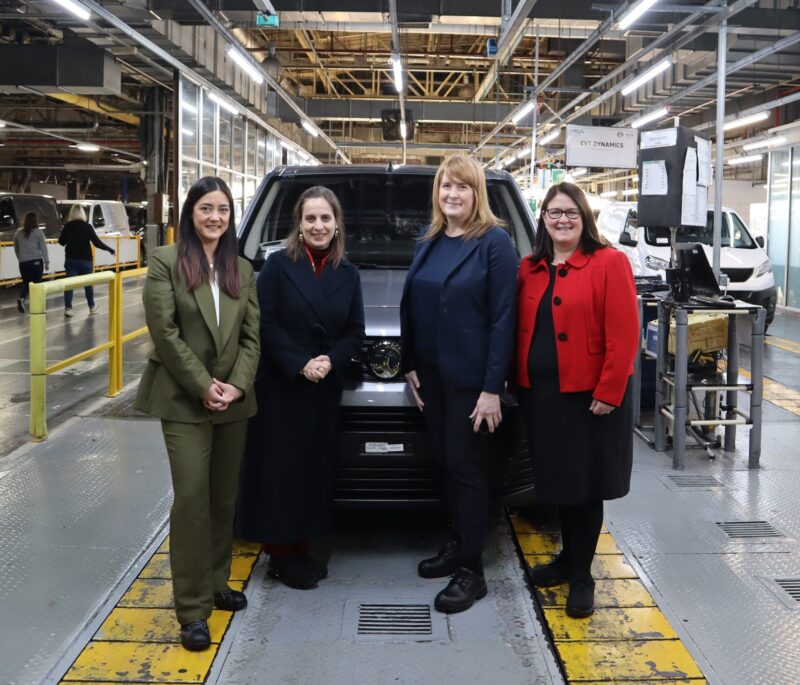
[{"x1": 57, "y1": 200, "x2": 131, "y2": 236}]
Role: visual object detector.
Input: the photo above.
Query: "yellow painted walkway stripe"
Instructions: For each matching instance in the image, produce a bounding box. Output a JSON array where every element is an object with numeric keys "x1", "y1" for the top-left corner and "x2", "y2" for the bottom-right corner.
[
  {"x1": 764, "y1": 334, "x2": 800, "y2": 356},
  {"x1": 733, "y1": 366, "x2": 800, "y2": 416},
  {"x1": 60, "y1": 537, "x2": 260, "y2": 684},
  {"x1": 509, "y1": 513, "x2": 708, "y2": 684}
]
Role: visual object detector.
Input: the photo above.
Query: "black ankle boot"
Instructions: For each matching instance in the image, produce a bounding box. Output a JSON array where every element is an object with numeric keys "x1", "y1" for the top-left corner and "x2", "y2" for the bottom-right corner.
[
  {"x1": 418, "y1": 540, "x2": 460, "y2": 579},
  {"x1": 268, "y1": 554, "x2": 320, "y2": 589},
  {"x1": 566, "y1": 579, "x2": 595, "y2": 618},
  {"x1": 214, "y1": 588, "x2": 247, "y2": 611},
  {"x1": 528, "y1": 554, "x2": 569, "y2": 587},
  {"x1": 433, "y1": 567, "x2": 488, "y2": 614},
  {"x1": 180, "y1": 619, "x2": 211, "y2": 651}
]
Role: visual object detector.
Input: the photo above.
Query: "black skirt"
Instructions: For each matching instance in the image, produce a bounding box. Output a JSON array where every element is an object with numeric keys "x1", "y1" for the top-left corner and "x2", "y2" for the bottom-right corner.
[{"x1": 519, "y1": 264, "x2": 633, "y2": 505}]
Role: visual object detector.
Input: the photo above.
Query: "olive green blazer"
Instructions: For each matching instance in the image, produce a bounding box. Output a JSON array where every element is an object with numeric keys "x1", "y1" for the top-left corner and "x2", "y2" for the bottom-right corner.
[{"x1": 134, "y1": 244, "x2": 260, "y2": 424}]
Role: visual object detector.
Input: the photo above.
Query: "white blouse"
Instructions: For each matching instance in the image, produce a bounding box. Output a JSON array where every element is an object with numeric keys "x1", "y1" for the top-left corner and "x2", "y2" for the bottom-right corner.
[{"x1": 209, "y1": 270, "x2": 220, "y2": 326}]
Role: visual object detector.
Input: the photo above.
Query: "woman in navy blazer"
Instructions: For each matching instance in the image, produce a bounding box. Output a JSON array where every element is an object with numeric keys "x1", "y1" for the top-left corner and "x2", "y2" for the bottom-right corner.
[
  {"x1": 236, "y1": 186, "x2": 364, "y2": 590},
  {"x1": 400, "y1": 155, "x2": 517, "y2": 614}
]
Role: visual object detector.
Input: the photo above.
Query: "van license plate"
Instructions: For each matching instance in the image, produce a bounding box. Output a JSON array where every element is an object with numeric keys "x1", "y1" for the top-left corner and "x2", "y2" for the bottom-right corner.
[{"x1": 365, "y1": 442, "x2": 404, "y2": 454}]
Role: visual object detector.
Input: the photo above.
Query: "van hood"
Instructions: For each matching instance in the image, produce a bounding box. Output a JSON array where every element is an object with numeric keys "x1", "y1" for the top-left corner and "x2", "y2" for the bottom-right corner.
[{"x1": 359, "y1": 268, "x2": 406, "y2": 337}]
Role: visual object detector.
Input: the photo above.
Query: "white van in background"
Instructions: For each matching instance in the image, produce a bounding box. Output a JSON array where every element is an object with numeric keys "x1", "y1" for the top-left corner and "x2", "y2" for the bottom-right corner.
[
  {"x1": 57, "y1": 200, "x2": 130, "y2": 236},
  {"x1": 596, "y1": 201, "x2": 777, "y2": 326}
]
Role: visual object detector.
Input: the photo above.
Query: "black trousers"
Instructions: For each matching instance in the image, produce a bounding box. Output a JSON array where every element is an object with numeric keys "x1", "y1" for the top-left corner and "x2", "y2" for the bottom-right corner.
[
  {"x1": 417, "y1": 362, "x2": 488, "y2": 560},
  {"x1": 18, "y1": 259, "x2": 44, "y2": 300},
  {"x1": 558, "y1": 500, "x2": 604, "y2": 583}
]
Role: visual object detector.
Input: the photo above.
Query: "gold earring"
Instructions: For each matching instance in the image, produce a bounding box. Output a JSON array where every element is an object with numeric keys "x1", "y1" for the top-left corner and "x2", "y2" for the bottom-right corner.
[{"x1": 299, "y1": 232, "x2": 304, "y2": 241}]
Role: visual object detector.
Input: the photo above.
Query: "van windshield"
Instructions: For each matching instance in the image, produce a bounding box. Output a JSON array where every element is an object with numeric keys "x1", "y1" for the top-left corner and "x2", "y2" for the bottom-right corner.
[
  {"x1": 241, "y1": 172, "x2": 529, "y2": 268},
  {"x1": 644, "y1": 210, "x2": 756, "y2": 249}
]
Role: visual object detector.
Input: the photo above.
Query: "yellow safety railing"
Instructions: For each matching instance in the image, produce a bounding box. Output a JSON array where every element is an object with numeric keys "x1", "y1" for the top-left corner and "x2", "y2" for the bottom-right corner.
[{"x1": 29, "y1": 268, "x2": 149, "y2": 440}]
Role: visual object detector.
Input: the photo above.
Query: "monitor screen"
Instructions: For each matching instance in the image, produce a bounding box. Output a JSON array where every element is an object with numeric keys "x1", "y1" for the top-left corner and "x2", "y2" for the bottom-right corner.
[{"x1": 673, "y1": 242, "x2": 721, "y2": 300}]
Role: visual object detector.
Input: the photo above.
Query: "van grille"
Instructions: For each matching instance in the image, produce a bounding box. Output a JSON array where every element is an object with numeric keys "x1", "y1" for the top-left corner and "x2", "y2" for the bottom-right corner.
[{"x1": 721, "y1": 267, "x2": 753, "y2": 283}]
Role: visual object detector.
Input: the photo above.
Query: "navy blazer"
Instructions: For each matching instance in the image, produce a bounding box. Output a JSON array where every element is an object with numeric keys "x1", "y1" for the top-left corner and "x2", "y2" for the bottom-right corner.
[
  {"x1": 400, "y1": 226, "x2": 517, "y2": 394},
  {"x1": 258, "y1": 249, "x2": 365, "y2": 382}
]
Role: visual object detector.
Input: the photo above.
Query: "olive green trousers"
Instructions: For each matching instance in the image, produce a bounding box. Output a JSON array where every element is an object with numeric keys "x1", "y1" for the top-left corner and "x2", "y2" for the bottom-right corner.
[{"x1": 161, "y1": 418, "x2": 248, "y2": 624}]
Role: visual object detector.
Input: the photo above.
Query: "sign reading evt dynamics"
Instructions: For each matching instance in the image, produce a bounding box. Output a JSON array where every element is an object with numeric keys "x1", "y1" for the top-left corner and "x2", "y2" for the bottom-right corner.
[{"x1": 565, "y1": 125, "x2": 638, "y2": 169}]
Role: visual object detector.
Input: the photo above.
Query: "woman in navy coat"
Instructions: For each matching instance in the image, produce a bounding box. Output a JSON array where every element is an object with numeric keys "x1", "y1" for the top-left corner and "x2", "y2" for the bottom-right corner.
[
  {"x1": 400, "y1": 155, "x2": 517, "y2": 614},
  {"x1": 236, "y1": 186, "x2": 364, "y2": 590}
]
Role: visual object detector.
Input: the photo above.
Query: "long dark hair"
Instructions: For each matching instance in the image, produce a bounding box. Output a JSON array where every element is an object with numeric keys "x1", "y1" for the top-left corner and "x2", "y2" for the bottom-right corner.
[
  {"x1": 177, "y1": 176, "x2": 240, "y2": 298},
  {"x1": 22, "y1": 212, "x2": 38, "y2": 237},
  {"x1": 284, "y1": 185, "x2": 346, "y2": 267},
  {"x1": 531, "y1": 182, "x2": 609, "y2": 263}
]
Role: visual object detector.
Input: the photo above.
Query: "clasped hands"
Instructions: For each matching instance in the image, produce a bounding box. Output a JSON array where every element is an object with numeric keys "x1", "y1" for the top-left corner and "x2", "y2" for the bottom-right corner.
[
  {"x1": 202, "y1": 378, "x2": 243, "y2": 412},
  {"x1": 302, "y1": 355, "x2": 332, "y2": 383}
]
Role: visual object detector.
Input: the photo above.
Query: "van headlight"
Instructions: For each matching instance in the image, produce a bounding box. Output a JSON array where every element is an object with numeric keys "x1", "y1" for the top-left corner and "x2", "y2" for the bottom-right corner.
[
  {"x1": 755, "y1": 259, "x2": 772, "y2": 277},
  {"x1": 368, "y1": 340, "x2": 402, "y2": 379},
  {"x1": 644, "y1": 255, "x2": 670, "y2": 271}
]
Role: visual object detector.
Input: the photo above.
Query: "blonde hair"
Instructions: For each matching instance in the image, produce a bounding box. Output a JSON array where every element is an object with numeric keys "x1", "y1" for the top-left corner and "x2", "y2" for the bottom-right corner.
[
  {"x1": 424, "y1": 155, "x2": 504, "y2": 241},
  {"x1": 67, "y1": 204, "x2": 86, "y2": 222}
]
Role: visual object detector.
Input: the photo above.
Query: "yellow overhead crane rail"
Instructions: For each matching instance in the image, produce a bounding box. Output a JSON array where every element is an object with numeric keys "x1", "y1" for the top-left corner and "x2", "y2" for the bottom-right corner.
[{"x1": 28, "y1": 268, "x2": 149, "y2": 440}]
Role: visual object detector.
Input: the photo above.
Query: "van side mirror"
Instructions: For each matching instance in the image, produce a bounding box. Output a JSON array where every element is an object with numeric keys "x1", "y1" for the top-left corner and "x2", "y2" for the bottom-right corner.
[
  {"x1": 756, "y1": 235, "x2": 765, "y2": 248},
  {"x1": 0, "y1": 215, "x2": 14, "y2": 229},
  {"x1": 94, "y1": 216, "x2": 105, "y2": 228},
  {"x1": 619, "y1": 229, "x2": 638, "y2": 247}
]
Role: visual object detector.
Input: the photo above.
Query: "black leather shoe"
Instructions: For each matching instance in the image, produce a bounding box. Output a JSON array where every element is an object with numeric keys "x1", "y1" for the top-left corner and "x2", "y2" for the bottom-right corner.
[
  {"x1": 180, "y1": 619, "x2": 211, "y2": 651},
  {"x1": 304, "y1": 555, "x2": 328, "y2": 581},
  {"x1": 268, "y1": 555, "x2": 319, "y2": 589},
  {"x1": 433, "y1": 567, "x2": 488, "y2": 614},
  {"x1": 528, "y1": 555, "x2": 569, "y2": 587},
  {"x1": 214, "y1": 588, "x2": 247, "y2": 612},
  {"x1": 418, "y1": 540, "x2": 460, "y2": 579},
  {"x1": 566, "y1": 580, "x2": 595, "y2": 618}
]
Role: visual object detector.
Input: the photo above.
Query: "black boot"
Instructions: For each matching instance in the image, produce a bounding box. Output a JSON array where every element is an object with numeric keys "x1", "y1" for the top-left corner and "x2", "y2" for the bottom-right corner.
[
  {"x1": 180, "y1": 619, "x2": 211, "y2": 651},
  {"x1": 433, "y1": 567, "x2": 488, "y2": 614},
  {"x1": 268, "y1": 554, "x2": 320, "y2": 589},
  {"x1": 528, "y1": 553, "x2": 569, "y2": 587},
  {"x1": 213, "y1": 588, "x2": 247, "y2": 611},
  {"x1": 418, "y1": 540, "x2": 460, "y2": 579},
  {"x1": 566, "y1": 579, "x2": 595, "y2": 618}
]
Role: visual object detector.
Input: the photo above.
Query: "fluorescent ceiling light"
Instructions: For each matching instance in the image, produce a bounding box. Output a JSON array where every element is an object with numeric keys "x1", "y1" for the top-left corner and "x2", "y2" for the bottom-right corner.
[
  {"x1": 727, "y1": 153, "x2": 763, "y2": 166},
  {"x1": 0, "y1": 121, "x2": 6, "y2": 128},
  {"x1": 622, "y1": 58, "x2": 671, "y2": 96},
  {"x1": 302, "y1": 119, "x2": 319, "y2": 137},
  {"x1": 400, "y1": 121, "x2": 407, "y2": 139},
  {"x1": 723, "y1": 111, "x2": 769, "y2": 132},
  {"x1": 539, "y1": 128, "x2": 560, "y2": 145},
  {"x1": 515, "y1": 148, "x2": 531, "y2": 160},
  {"x1": 208, "y1": 91, "x2": 239, "y2": 116},
  {"x1": 227, "y1": 45, "x2": 264, "y2": 85},
  {"x1": 618, "y1": 0, "x2": 659, "y2": 30},
  {"x1": 391, "y1": 55, "x2": 403, "y2": 93},
  {"x1": 51, "y1": 0, "x2": 90, "y2": 21},
  {"x1": 257, "y1": 140, "x2": 266, "y2": 148},
  {"x1": 631, "y1": 106, "x2": 669, "y2": 129},
  {"x1": 512, "y1": 100, "x2": 536, "y2": 125},
  {"x1": 622, "y1": 188, "x2": 639, "y2": 196},
  {"x1": 181, "y1": 101, "x2": 197, "y2": 115},
  {"x1": 742, "y1": 135, "x2": 786, "y2": 151},
  {"x1": 601, "y1": 190, "x2": 619, "y2": 198},
  {"x1": 181, "y1": 128, "x2": 195, "y2": 136},
  {"x1": 73, "y1": 143, "x2": 100, "y2": 152},
  {"x1": 570, "y1": 168, "x2": 588, "y2": 178}
]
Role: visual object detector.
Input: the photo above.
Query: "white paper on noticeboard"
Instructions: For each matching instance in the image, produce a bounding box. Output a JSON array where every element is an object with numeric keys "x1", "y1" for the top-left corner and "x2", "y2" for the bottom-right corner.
[
  {"x1": 640, "y1": 128, "x2": 678, "y2": 149},
  {"x1": 694, "y1": 185, "x2": 708, "y2": 227},
  {"x1": 641, "y1": 160, "x2": 668, "y2": 195},
  {"x1": 681, "y1": 148, "x2": 700, "y2": 225},
  {"x1": 696, "y1": 138, "x2": 712, "y2": 187}
]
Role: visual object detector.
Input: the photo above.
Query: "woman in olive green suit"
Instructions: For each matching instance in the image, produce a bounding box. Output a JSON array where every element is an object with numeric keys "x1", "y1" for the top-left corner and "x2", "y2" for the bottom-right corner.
[{"x1": 135, "y1": 177, "x2": 259, "y2": 651}]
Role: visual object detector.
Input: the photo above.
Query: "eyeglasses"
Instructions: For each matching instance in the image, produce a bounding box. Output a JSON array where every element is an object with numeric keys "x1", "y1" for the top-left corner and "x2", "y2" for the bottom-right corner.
[{"x1": 544, "y1": 208, "x2": 581, "y2": 220}]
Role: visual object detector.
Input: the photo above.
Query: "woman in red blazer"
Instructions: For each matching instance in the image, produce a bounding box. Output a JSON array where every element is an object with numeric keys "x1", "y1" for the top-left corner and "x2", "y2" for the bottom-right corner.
[{"x1": 516, "y1": 182, "x2": 638, "y2": 619}]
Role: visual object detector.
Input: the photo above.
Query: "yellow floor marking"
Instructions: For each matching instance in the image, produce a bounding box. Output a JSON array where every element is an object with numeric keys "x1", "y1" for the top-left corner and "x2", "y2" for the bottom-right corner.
[
  {"x1": 62, "y1": 642, "x2": 218, "y2": 683},
  {"x1": 511, "y1": 514, "x2": 706, "y2": 683},
  {"x1": 140, "y1": 553, "x2": 256, "y2": 581},
  {"x1": 95, "y1": 608, "x2": 231, "y2": 643},
  {"x1": 508, "y1": 513, "x2": 607, "y2": 534},
  {"x1": 765, "y1": 335, "x2": 800, "y2": 356},
  {"x1": 525, "y1": 553, "x2": 638, "y2": 579},
  {"x1": 537, "y1": 578, "x2": 655, "y2": 609},
  {"x1": 60, "y1": 538, "x2": 259, "y2": 685},
  {"x1": 545, "y1": 607, "x2": 678, "y2": 641},
  {"x1": 558, "y1": 640, "x2": 705, "y2": 681}
]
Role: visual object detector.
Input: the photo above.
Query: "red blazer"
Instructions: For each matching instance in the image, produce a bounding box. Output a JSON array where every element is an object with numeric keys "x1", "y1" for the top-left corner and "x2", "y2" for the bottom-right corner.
[{"x1": 515, "y1": 246, "x2": 639, "y2": 406}]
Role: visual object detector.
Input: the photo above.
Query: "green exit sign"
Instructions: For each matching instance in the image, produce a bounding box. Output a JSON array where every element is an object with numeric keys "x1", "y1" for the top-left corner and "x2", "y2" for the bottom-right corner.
[{"x1": 256, "y1": 12, "x2": 279, "y2": 27}]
